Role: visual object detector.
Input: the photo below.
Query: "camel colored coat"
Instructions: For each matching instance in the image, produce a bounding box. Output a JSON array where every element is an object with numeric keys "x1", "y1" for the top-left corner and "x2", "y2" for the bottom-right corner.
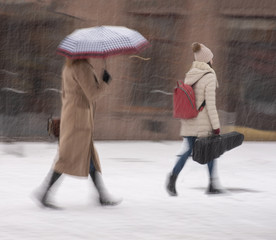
[
  {"x1": 54, "y1": 59, "x2": 108, "y2": 177},
  {"x1": 179, "y1": 61, "x2": 220, "y2": 137}
]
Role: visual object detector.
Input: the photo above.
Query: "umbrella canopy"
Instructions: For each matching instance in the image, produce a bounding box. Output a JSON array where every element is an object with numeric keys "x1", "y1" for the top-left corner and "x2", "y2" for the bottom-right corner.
[{"x1": 57, "y1": 26, "x2": 149, "y2": 59}]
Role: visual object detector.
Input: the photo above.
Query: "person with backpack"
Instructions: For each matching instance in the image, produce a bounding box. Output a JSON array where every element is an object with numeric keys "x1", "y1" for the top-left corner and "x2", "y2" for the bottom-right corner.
[{"x1": 166, "y1": 42, "x2": 223, "y2": 196}]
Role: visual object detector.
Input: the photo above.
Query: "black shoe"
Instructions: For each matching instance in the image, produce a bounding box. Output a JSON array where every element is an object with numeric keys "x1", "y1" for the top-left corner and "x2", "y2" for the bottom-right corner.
[
  {"x1": 166, "y1": 173, "x2": 178, "y2": 196},
  {"x1": 207, "y1": 183, "x2": 224, "y2": 194}
]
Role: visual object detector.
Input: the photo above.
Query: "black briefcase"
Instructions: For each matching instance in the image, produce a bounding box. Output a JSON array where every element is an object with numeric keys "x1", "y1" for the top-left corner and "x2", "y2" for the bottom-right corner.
[{"x1": 192, "y1": 131, "x2": 244, "y2": 164}]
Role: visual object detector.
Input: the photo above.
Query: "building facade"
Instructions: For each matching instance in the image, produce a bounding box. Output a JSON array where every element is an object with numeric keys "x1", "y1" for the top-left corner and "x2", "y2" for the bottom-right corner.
[{"x1": 0, "y1": 0, "x2": 275, "y2": 140}]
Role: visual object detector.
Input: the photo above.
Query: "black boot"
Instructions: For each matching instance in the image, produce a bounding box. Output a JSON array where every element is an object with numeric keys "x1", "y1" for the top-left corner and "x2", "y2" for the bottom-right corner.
[
  {"x1": 166, "y1": 173, "x2": 178, "y2": 196},
  {"x1": 90, "y1": 170, "x2": 122, "y2": 206},
  {"x1": 207, "y1": 179, "x2": 223, "y2": 194},
  {"x1": 38, "y1": 171, "x2": 62, "y2": 209}
]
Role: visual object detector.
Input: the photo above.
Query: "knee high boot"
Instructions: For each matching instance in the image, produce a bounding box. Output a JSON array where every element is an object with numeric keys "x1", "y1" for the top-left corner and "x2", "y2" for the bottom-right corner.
[
  {"x1": 166, "y1": 173, "x2": 178, "y2": 196},
  {"x1": 39, "y1": 171, "x2": 62, "y2": 208},
  {"x1": 90, "y1": 170, "x2": 122, "y2": 206}
]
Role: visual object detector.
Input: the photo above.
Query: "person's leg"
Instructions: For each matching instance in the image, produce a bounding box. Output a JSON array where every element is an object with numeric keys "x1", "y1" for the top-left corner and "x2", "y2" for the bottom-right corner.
[
  {"x1": 89, "y1": 160, "x2": 122, "y2": 206},
  {"x1": 207, "y1": 159, "x2": 223, "y2": 194},
  {"x1": 38, "y1": 170, "x2": 62, "y2": 208},
  {"x1": 172, "y1": 137, "x2": 196, "y2": 176},
  {"x1": 166, "y1": 137, "x2": 196, "y2": 196},
  {"x1": 89, "y1": 160, "x2": 97, "y2": 185},
  {"x1": 90, "y1": 159, "x2": 96, "y2": 173},
  {"x1": 207, "y1": 160, "x2": 214, "y2": 178}
]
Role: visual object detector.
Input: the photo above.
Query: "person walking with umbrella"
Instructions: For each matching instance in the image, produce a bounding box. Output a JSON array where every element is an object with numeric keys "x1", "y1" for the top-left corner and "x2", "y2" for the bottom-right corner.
[
  {"x1": 36, "y1": 26, "x2": 149, "y2": 208},
  {"x1": 166, "y1": 42, "x2": 223, "y2": 196},
  {"x1": 37, "y1": 57, "x2": 122, "y2": 208}
]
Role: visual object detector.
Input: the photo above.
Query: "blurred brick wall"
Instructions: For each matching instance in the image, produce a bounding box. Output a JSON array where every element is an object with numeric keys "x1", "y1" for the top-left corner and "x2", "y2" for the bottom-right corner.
[{"x1": 0, "y1": 0, "x2": 275, "y2": 140}]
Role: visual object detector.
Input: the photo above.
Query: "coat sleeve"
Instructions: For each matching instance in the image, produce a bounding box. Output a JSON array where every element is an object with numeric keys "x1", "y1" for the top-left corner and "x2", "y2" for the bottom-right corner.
[
  {"x1": 204, "y1": 78, "x2": 220, "y2": 130},
  {"x1": 73, "y1": 61, "x2": 108, "y2": 103}
]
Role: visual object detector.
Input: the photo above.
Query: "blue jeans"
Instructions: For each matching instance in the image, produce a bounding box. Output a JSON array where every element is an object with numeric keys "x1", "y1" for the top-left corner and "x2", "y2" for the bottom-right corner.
[
  {"x1": 90, "y1": 159, "x2": 95, "y2": 173},
  {"x1": 172, "y1": 137, "x2": 215, "y2": 177}
]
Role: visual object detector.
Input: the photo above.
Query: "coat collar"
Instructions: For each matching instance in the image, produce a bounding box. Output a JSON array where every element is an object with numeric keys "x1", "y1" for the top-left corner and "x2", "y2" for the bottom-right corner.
[
  {"x1": 185, "y1": 61, "x2": 218, "y2": 87},
  {"x1": 191, "y1": 61, "x2": 215, "y2": 72}
]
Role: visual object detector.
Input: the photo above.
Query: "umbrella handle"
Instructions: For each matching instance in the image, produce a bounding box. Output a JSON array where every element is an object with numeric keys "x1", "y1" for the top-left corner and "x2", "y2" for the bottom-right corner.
[{"x1": 129, "y1": 55, "x2": 151, "y2": 61}]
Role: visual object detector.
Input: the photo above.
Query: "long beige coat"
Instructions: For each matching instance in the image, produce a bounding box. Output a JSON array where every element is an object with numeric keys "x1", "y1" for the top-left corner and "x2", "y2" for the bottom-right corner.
[
  {"x1": 54, "y1": 59, "x2": 108, "y2": 177},
  {"x1": 179, "y1": 61, "x2": 220, "y2": 137}
]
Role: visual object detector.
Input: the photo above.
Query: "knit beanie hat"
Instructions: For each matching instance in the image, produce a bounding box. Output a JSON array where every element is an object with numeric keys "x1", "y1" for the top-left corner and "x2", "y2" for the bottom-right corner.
[{"x1": 192, "y1": 42, "x2": 213, "y2": 63}]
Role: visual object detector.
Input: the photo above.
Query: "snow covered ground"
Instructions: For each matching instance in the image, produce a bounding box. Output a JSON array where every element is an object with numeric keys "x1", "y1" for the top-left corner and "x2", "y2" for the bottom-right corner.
[{"x1": 0, "y1": 140, "x2": 275, "y2": 240}]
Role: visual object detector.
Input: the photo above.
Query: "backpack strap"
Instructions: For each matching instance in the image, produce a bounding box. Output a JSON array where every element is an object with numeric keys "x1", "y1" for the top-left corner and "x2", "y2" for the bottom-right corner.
[
  {"x1": 191, "y1": 72, "x2": 212, "y2": 87},
  {"x1": 198, "y1": 100, "x2": 206, "y2": 111},
  {"x1": 192, "y1": 72, "x2": 211, "y2": 112},
  {"x1": 176, "y1": 80, "x2": 183, "y2": 87}
]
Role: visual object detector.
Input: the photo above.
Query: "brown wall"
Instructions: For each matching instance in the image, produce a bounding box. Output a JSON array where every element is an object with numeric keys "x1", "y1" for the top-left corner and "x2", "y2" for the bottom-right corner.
[{"x1": 0, "y1": 0, "x2": 275, "y2": 140}]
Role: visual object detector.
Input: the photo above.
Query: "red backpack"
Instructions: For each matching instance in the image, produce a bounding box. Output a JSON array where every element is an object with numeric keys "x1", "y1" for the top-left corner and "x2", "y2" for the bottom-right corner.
[{"x1": 173, "y1": 73, "x2": 209, "y2": 119}]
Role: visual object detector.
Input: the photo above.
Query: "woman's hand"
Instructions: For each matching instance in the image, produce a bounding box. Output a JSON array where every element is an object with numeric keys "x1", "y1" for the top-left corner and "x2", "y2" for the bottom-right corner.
[{"x1": 213, "y1": 128, "x2": 220, "y2": 135}]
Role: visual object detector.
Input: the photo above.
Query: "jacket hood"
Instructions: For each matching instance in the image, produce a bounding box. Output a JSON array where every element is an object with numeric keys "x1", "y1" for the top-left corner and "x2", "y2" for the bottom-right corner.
[{"x1": 184, "y1": 61, "x2": 218, "y2": 87}]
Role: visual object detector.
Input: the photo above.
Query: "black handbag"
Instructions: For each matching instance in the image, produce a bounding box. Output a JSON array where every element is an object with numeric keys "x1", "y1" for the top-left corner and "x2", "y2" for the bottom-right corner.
[{"x1": 192, "y1": 131, "x2": 244, "y2": 164}]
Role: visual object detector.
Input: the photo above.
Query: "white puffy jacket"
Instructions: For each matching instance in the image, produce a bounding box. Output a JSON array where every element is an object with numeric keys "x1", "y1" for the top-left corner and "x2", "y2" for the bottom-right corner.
[{"x1": 179, "y1": 61, "x2": 220, "y2": 137}]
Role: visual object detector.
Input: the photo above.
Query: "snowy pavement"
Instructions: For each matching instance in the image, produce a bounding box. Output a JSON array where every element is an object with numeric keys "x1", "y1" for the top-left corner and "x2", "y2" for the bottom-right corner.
[{"x1": 0, "y1": 140, "x2": 276, "y2": 240}]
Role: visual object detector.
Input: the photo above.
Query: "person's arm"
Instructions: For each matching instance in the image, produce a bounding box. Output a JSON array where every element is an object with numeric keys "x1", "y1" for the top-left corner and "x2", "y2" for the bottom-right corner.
[
  {"x1": 205, "y1": 79, "x2": 220, "y2": 131},
  {"x1": 73, "y1": 61, "x2": 109, "y2": 103}
]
